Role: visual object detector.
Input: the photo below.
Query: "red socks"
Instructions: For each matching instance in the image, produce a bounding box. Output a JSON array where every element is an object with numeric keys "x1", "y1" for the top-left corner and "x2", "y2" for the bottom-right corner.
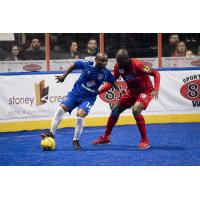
[
  {"x1": 104, "y1": 114, "x2": 119, "y2": 138},
  {"x1": 104, "y1": 113, "x2": 148, "y2": 143},
  {"x1": 134, "y1": 114, "x2": 148, "y2": 142}
]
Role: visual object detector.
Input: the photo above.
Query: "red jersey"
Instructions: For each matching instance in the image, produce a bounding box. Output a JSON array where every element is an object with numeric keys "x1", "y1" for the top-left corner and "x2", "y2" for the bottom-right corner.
[{"x1": 113, "y1": 58, "x2": 154, "y2": 92}]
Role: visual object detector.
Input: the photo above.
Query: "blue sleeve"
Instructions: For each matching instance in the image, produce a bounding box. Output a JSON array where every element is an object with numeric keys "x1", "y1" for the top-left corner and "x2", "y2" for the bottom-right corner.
[
  {"x1": 105, "y1": 70, "x2": 116, "y2": 84},
  {"x1": 74, "y1": 61, "x2": 93, "y2": 70}
]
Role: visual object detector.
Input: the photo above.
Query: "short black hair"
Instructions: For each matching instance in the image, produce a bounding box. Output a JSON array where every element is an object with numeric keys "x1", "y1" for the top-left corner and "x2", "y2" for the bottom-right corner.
[{"x1": 169, "y1": 33, "x2": 179, "y2": 39}]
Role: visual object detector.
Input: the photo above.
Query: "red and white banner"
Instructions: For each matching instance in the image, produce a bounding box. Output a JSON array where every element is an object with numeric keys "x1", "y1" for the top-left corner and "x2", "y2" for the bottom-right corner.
[{"x1": 0, "y1": 70, "x2": 200, "y2": 123}]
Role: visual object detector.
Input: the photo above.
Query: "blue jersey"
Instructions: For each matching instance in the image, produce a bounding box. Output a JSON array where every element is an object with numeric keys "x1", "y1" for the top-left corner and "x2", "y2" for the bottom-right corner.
[{"x1": 71, "y1": 61, "x2": 115, "y2": 100}]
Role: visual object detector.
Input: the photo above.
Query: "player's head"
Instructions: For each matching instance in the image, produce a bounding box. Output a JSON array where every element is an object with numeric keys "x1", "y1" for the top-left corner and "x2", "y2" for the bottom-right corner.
[
  {"x1": 116, "y1": 49, "x2": 130, "y2": 68},
  {"x1": 95, "y1": 52, "x2": 108, "y2": 69}
]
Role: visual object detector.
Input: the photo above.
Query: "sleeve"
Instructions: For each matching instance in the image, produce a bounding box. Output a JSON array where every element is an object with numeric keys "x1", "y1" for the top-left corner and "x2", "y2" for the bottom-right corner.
[
  {"x1": 105, "y1": 70, "x2": 116, "y2": 84},
  {"x1": 113, "y1": 64, "x2": 120, "y2": 79},
  {"x1": 74, "y1": 60, "x2": 93, "y2": 70},
  {"x1": 134, "y1": 59, "x2": 160, "y2": 90},
  {"x1": 151, "y1": 70, "x2": 160, "y2": 91},
  {"x1": 134, "y1": 59, "x2": 153, "y2": 75}
]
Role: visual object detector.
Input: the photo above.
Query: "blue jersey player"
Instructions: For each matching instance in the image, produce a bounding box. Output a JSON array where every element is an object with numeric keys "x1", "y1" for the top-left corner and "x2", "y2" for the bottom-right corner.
[{"x1": 41, "y1": 53, "x2": 118, "y2": 150}]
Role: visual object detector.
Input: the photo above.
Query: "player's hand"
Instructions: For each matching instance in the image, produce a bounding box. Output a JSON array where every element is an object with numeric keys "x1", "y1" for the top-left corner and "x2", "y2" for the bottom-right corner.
[
  {"x1": 55, "y1": 75, "x2": 65, "y2": 83},
  {"x1": 150, "y1": 90, "x2": 159, "y2": 100}
]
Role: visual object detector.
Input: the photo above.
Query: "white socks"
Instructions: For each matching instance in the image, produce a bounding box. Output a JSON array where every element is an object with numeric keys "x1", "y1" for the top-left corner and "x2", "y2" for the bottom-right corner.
[
  {"x1": 73, "y1": 116, "x2": 84, "y2": 141},
  {"x1": 50, "y1": 107, "x2": 65, "y2": 135}
]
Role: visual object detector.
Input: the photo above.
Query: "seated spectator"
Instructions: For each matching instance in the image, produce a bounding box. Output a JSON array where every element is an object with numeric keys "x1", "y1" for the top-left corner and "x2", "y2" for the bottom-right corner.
[
  {"x1": 185, "y1": 35, "x2": 198, "y2": 54},
  {"x1": 163, "y1": 34, "x2": 179, "y2": 57},
  {"x1": 23, "y1": 38, "x2": 45, "y2": 60},
  {"x1": 172, "y1": 41, "x2": 187, "y2": 57},
  {"x1": 80, "y1": 38, "x2": 98, "y2": 58},
  {"x1": 4, "y1": 45, "x2": 22, "y2": 61},
  {"x1": 185, "y1": 50, "x2": 195, "y2": 58},
  {"x1": 65, "y1": 41, "x2": 80, "y2": 59},
  {"x1": 0, "y1": 47, "x2": 9, "y2": 60}
]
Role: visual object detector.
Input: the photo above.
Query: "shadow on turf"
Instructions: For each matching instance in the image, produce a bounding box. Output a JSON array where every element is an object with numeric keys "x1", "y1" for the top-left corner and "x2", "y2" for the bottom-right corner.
[{"x1": 43, "y1": 145, "x2": 189, "y2": 152}]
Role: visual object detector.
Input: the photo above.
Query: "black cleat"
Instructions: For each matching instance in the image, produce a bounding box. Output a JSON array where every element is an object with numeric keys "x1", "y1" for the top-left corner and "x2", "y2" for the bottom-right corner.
[
  {"x1": 73, "y1": 140, "x2": 81, "y2": 151},
  {"x1": 41, "y1": 132, "x2": 54, "y2": 139}
]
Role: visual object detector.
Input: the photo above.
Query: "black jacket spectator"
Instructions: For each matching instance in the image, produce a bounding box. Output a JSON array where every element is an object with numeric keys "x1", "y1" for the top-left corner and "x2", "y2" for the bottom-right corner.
[
  {"x1": 163, "y1": 34, "x2": 179, "y2": 57},
  {"x1": 24, "y1": 49, "x2": 45, "y2": 60},
  {"x1": 23, "y1": 38, "x2": 45, "y2": 60}
]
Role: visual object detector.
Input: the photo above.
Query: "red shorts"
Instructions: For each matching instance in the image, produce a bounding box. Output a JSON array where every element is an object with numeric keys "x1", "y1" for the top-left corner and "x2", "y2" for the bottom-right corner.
[{"x1": 118, "y1": 90, "x2": 153, "y2": 110}]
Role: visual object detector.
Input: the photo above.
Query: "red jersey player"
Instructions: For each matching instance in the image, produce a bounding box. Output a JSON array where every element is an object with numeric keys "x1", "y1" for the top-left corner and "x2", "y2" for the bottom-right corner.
[{"x1": 92, "y1": 49, "x2": 160, "y2": 149}]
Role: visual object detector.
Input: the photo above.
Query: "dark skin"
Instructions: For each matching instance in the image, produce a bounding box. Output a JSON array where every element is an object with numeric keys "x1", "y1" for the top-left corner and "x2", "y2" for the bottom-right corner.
[
  {"x1": 113, "y1": 49, "x2": 159, "y2": 117},
  {"x1": 55, "y1": 53, "x2": 119, "y2": 117}
]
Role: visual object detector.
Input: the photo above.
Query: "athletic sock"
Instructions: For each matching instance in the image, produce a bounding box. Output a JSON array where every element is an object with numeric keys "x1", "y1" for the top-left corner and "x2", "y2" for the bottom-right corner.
[
  {"x1": 104, "y1": 114, "x2": 119, "y2": 138},
  {"x1": 73, "y1": 116, "x2": 84, "y2": 141},
  {"x1": 134, "y1": 114, "x2": 148, "y2": 142},
  {"x1": 50, "y1": 107, "x2": 65, "y2": 135}
]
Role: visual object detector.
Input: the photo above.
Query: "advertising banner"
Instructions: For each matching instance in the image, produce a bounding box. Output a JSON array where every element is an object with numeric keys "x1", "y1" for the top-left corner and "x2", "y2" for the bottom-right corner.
[{"x1": 0, "y1": 70, "x2": 200, "y2": 124}]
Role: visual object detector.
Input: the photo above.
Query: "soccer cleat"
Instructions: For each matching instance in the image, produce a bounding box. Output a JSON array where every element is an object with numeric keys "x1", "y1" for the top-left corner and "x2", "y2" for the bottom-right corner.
[
  {"x1": 138, "y1": 141, "x2": 150, "y2": 150},
  {"x1": 41, "y1": 132, "x2": 54, "y2": 139},
  {"x1": 92, "y1": 136, "x2": 110, "y2": 145},
  {"x1": 73, "y1": 140, "x2": 81, "y2": 151}
]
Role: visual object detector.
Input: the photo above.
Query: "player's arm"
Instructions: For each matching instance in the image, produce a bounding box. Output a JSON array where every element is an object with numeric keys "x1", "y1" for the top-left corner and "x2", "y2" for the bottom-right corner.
[
  {"x1": 98, "y1": 65, "x2": 120, "y2": 94},
  {"x1": 136, "y1": 59, "x2": 160, "y2": 99},
  {"x1": 149, "y1": 69, "x2": 160, "y2": 99},
  {"x1": 55, "y1": 64, "x2": 75, "y2": 83}
]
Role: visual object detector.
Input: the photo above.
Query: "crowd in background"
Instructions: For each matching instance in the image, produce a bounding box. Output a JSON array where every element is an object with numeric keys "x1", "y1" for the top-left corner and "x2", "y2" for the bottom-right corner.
[{"x1": 0, "y1": 33, "x2": 200, "y2": 61}]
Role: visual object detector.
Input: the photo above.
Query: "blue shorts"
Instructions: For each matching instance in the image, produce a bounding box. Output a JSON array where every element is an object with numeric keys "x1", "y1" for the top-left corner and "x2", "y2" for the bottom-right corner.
[{"x1": 61, "y1": 92, "x2": 95, "y2": 114}]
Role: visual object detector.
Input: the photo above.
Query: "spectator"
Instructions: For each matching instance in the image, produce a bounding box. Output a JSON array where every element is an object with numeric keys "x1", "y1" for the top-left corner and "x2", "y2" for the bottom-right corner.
[
  {"x1": 198, "y1": 45, "x2": 200, "y2": 56},
  {"x1": 80, "y1": 38, "x2": 98, "y2": 58},
  {"x1": 185, "y1": 50, "x2": 195, "y2": 58},
  {"x1": 172, "y1": 41, "x2": 187, "y2": 57},
  {"x1": 185, "y1": 35, "x2": 198, "y2": 54},
  {"x1": 163, "y1": 34, "x2": 179, "y2": 57},
  {"x1": 66, "y1": 41, "x2": 80, "y2": 59},
  {"x1": 23, "y1": 38, "x2": 45, "y2": 60},
  {"x1": 4, "y1": 45, "x2": 21, "y2": 61}
]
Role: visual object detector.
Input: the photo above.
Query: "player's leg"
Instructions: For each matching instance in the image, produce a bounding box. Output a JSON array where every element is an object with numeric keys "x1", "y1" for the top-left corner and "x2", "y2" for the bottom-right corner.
[
  {"x1": 72, "y1": 100, "x2": 94, "y2": 151},
  {"x1": 92, "y1": 95, "x2": 130, "y2": 144},
  {"x1": 132, "y1": 93, "x2": 152, "y2": 149},
  {"x1": 41, "y1": 92, "x2": 78, "y2": 139}
]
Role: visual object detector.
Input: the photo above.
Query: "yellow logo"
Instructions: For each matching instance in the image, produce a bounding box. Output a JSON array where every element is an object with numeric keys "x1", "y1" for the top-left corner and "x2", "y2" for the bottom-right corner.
[
  {"x1": 34, "y1": 80, "x2": 49, "y2": 105},
  {"x1": 143, "y1": 65, "x2": 150, "y2": 72}
]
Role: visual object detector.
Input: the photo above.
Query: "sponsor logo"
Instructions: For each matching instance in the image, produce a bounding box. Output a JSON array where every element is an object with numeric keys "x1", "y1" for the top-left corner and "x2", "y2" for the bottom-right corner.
[
  {"x1": 81, "y1": 84, "x2": 95, "y2": 93},
  {"x1": 34, "y1": 80, "x2": 49, "y2": 105},
  {"x1": 180, "y1": 75, "x2": 200, "y2": 107},
  {"x1": 99, "y1": 81, "x2": 127, "y2": 104},
  {"x1": 98, "y1": 73, "x2": 104, "y2": 80},
  {"x1": 86, "y1": 80, "x2": 96, "y2": 87},
  {"x1": 23, "y1": 64, "x2": 42, "y2": 72},
  {"x1": 124, "y1": 75, "x2": 135, "y2": 81},
  {"x1": 8, "y1": 80, "x2": 66, "y2": 107},
  {"x1": 191, "y1": 60, "x2": 200, "y2": 66}
]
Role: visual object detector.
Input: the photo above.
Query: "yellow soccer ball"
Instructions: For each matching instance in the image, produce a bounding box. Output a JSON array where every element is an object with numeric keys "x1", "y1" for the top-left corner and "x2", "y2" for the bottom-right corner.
[{"x1": 41, "y1": 137, "x2": 56, "y2": 151}]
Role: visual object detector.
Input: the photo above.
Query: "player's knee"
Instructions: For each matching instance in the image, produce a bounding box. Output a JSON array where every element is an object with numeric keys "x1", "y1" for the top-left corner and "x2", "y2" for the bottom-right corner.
[
  {"x1": 77, "y1": 110, "x2": 87, "y2": 118},
  {"x1": 132, "y1": 107, "x2": 142, "y2": 116},
  {"x1": 60, "y1": 104, "x2": 68, "y2": 112},
  {"x1": 111, "y1": 107, "x2": 120, "y2": 116}
]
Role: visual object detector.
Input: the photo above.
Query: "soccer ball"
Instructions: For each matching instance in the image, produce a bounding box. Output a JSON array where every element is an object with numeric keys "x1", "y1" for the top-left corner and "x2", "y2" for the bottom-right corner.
[{"x1": 41, "y1": 137, "x2": 56, "y2": 150}]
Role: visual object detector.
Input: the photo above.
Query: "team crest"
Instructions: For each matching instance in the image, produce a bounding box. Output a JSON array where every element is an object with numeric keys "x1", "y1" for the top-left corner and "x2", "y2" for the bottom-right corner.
[
  {"x1": 143, "y1": 65, "x2": 150, "y2": 72},
  {"x1": 98, "y1": 73, "x2": 104, "y2": 80}
]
